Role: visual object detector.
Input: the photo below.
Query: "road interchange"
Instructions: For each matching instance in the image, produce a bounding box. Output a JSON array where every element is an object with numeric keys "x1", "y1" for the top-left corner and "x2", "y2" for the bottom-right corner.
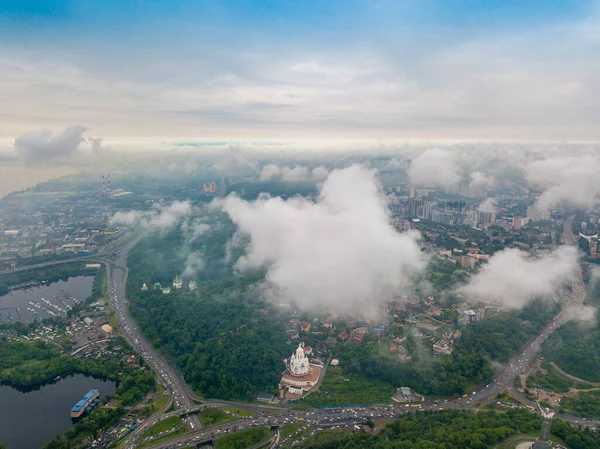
[
  {"x1": 109, "y1": 214, "x2": 596, "y2": 448},
  {"x1": 3, "y1": 216, "x2": 597, "y2": 448}
]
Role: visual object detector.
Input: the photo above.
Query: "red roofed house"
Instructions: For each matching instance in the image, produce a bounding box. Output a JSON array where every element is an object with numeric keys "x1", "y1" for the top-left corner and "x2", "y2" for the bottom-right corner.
[
  {"x1": 300, "y1": 322, "x2": 312, "y2": 332},
  {"x1": 338, "y1": 329, "x2": 349, "y2": 341}
]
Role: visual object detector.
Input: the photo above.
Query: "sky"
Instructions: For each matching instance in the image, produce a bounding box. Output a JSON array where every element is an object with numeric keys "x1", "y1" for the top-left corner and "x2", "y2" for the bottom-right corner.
[{"x1": 0, "y1": 0, "x2": 599, "y2": 142}]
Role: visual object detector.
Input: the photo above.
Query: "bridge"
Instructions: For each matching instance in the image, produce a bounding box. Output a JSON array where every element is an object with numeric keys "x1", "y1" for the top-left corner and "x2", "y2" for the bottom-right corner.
[
  {"x1": 177, "y1": 405, "x2": 206, "y2": 417},
  {"x1": 0, "y1": 234, "x2": 139, "y2": 277}
]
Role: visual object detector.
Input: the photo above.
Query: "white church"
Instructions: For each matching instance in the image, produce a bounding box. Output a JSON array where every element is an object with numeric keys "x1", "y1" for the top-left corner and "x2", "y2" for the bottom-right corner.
[{"x1": 279, "y1": 342, "x2": 323, "y2": 399}]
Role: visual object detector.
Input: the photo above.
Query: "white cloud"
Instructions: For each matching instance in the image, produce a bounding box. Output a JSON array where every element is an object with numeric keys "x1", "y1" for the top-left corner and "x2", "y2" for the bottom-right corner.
[
  {"x1": 210, "y1": 146, "x2": 259, "y2": 175},
  {"x1": 525, "y1": 154, "x2": 600, "y2": 210},
  {"x1": 110, "y1": 210, "x2": 141, "y2": 225},
  {"x1": 110, "y1": 201, "x2": 193, "y2": 230},
  {"x1": 217, "y1": 165, "x2": 428, "y2": 315},
  {"x1": 311, "y1": 166, "x2": 329, "y2": 182},
  {"x1": 260, "y1": 164, "x2": 281, "y2": 181},
  {"x1": 281, "y1": 165, "x2": 309, "y2": 182},
  {"x1": 183, "y1": 253, "x2": 205, "y2": 278},
  {"x1": 460, "y1": 246, "x2": 579, "y2": 308},
  {"x1": 569, "y1": 304, "x2": 597, "y2": 325},
  {"x1": 88, "y1": 137, "x2": 104, "y2": 154},
  {"x1": 478, "y1": 198, "x2": 497, "y2": 213},
  {"x1": 469, "y1": 171, "x2": 494, "y2": 189},
  {"x1": 184, "y1": 221, "x2": 211, "y2": 243},
  {"x1": 385, "y1": 158, "x2": 407, "y2": 169},
  {"x1": 1, "y1": 3, "x2": 599, "y2": 141},
  {"x1": 408, "y1": 148, "x2": 460, "y2": 188},
  {"x1": 260, "y1": 164, "x2": 328, "y2": 183},
  {"x1": 167, "y1": 161, "x2": 198, "y2": 175},
  {"x1": 148, "y1": 201, "x2": 192, "y2": 228},
  {"x1": 14, "y1": 125, "x2": 87, "y2": 164}
]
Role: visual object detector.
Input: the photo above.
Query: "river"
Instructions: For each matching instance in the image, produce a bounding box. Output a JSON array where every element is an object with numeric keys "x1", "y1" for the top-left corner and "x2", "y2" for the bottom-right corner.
[
  {"x1": 0, "y1": 276, "x2": 94, "y2": 323},
  {"x1": 0, "y1": 374, "x2": 117, "y2": 449}
]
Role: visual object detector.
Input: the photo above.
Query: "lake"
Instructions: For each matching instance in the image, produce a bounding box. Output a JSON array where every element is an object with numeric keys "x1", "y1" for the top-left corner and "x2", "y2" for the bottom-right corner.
[
  {"x1": 0, "y1": 276, "x2": 94, "y2": 323},
  {"x1": 0, "y1": 374, "x2": 117, "y2": 449}
]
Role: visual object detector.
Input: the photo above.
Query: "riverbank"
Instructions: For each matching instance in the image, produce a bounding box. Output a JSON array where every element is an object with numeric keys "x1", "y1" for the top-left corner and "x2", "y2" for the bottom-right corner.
[
  {"x1": 0, "y1": 263, "x2": 96, "y2": 297},
  {"x1": 0, "y1": 337, "x2": 155, "y2": 448},
  {"x1": 0, "y1": 374, "x2": 117, "y2": 449}
]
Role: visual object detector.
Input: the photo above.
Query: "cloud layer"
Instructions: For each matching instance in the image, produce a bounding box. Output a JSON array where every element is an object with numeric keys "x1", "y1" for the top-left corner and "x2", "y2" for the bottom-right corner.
[
  {"x1": 110, "y1": 201, "x2": 210, "y2": 278},
  {"x1": 408, "y1": 148, "x2": 461, "y2": 188},
  {"x1": 218, "y1": 165, "x2": 428, "y2": 315},
  {"x1": 14, "y1": 125, "x2": 87, "y2": 164},
  {"x1": 259, "y1": 164, "x2": 329, "y2": 183},
  {"x1": 110, "y1": 201, "x2": 193, "y2": 230},
  {"x1": 525, "y1": 154, "x2": 600, "y2": 210},
  {"x1": 478, "y1": 198, "x2": 497, "y2": 213},
  {"x1": 460, "y1": 246, "x2": 579, "y2": 308}
]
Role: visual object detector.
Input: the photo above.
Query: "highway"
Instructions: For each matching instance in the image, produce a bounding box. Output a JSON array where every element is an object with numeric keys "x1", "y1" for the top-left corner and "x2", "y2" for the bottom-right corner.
[
  {"x1": 136, "y1": 396, "x2": 597, "y2": 449},
  {"x1": 0, "y1": 248, "x2": 121, "y2": 276},
  {"x1": 104, "y1": 247, "x2": 205, "y2": 447},
  {"x1": 452, "y1": 215, "x2": 587, "y2": 408},
  {"x1": 116, "y1": 214, "x2": 598, "y2": 448},
  {"x1": 0, "y1": 231, "x2": 140, "y2": 278},
  {"x1": 7, "y1": 217, "x2": 595, "y2": 447}
]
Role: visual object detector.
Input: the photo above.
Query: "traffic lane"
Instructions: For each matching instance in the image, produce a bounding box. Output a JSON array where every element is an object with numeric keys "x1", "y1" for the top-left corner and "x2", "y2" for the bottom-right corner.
[
  {"x1": 133, "y1": 400, "x2": 600, "y2": 449},
  {"x1": 108, "y1": 264, "x2": 202, "y2": 430},
  {"x1": 143, "y1": 406, "x2": 479, "y2": 449}
]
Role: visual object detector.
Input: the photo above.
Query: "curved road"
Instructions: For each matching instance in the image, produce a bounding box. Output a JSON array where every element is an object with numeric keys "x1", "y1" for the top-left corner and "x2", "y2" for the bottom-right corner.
[
  {"x1": 104, "y1": 247, "x2": 204, "y2": 446},
  {"x1": 450, "y1": 215, "x2": 588, "y2": 414},
  {"x1": 5, "y1": 216, "x2": 596, "y2": 448}
]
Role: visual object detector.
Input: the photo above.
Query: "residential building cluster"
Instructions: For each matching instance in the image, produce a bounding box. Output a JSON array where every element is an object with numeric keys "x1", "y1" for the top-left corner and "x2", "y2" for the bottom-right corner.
[{"x1": 0, "y1": 187, "x2": 120, "y2": 270}]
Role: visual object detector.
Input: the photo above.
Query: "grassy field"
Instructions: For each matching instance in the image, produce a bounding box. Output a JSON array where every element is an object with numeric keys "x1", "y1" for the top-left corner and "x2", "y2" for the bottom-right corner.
[
  {"x1": 298, "y1": 366, "x2": 394, "y2": 406},
  {"x1": 153, "y1": 391, "x2": 169, "y2": 411},
  {"x1": 290, "y1": 405, "x2": 311, "y2": 412},
  {"x1": 137, "y1": 426, "x2": 187, "y2": 448},
  {"x1": 280, "y1": 423, "x2": 302, "y2": 441},
  {"x1": 295, "y1": 429, "x2": 347, "y2": 446},
  {"x1": 495, "y1": 390, "x2": 522, "y2": 405},
  {"x1": 107, "y1": 310, "x2": 120, "y2": 334},
  {"x1": 141, "y1": 416, "x2": 182, "y2": 438},
  {"x1": 220, "y1": 405, "x2": 256, "y2": 417},
  {"x1": 215, "y1": 428, "x2": 270, "y2": 449},
  {"x1": 148, "y1": 384, "x2": 169, "y2": 411},
  {"x1": 561, "y1": 390, "x2": 600, "y2": 417},
  {"x1": 496, "y1": 432, "x2": 567, "y2": 449},
  {"x1": 200, "y1": 408, "x2": 236, "y2": 426},
  {"x1": 526, "y1": 362, "x2": 588, "y2": 393},
  {"x1": 495, "y1": 436, "x2": 536, "y2": 449}
]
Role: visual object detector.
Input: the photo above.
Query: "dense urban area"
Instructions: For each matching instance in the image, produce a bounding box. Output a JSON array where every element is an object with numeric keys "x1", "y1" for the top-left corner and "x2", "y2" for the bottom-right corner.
[
  {"x1": 3, "y1": 1, "x2": 600, "y2": 448},
  {"x1": 1, "y1": 157, "x2": 600, "y2": 449}
]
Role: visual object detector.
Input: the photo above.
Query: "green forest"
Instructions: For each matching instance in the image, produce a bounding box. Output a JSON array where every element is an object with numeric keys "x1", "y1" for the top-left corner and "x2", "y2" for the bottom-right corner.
[
  {"x1": 125, "y1": 211, "x2": 564, "y2": 400},
  {"x1": 298, "y1": 410, "x2": 600, "y2": 449},
  {"x1": 0, "y1": 338, "x2": 154, "y2": 448},
  {"x1": 542, "y1": 278, "x2": 600, "y2": 382},
  {"x1": 0, "y1": 339, "x2": 154, "y2": 404},
  {"x1": 126, "y1": 220, "x2": 289, "y2": 400}
]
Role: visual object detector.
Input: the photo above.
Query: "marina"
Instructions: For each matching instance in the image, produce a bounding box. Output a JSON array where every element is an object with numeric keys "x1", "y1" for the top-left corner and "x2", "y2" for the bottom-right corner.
[{"x1": 0, "y1": 276, "x2": 93, "y2": 323}]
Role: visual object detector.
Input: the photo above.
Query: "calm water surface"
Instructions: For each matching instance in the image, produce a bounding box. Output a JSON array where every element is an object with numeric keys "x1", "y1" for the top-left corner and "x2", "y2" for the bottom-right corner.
[
  {"x1": 0, "y1": 276, "x2": 94, "y2": 323},
  {"x1": 0, "y1": 374, "x2": 116, "y2": 449}
]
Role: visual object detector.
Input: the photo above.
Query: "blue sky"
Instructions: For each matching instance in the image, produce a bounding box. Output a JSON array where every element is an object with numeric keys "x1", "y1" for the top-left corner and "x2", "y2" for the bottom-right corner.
[{"x1": 0, "y1": 0, "x2": 598, "y2": 141}]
